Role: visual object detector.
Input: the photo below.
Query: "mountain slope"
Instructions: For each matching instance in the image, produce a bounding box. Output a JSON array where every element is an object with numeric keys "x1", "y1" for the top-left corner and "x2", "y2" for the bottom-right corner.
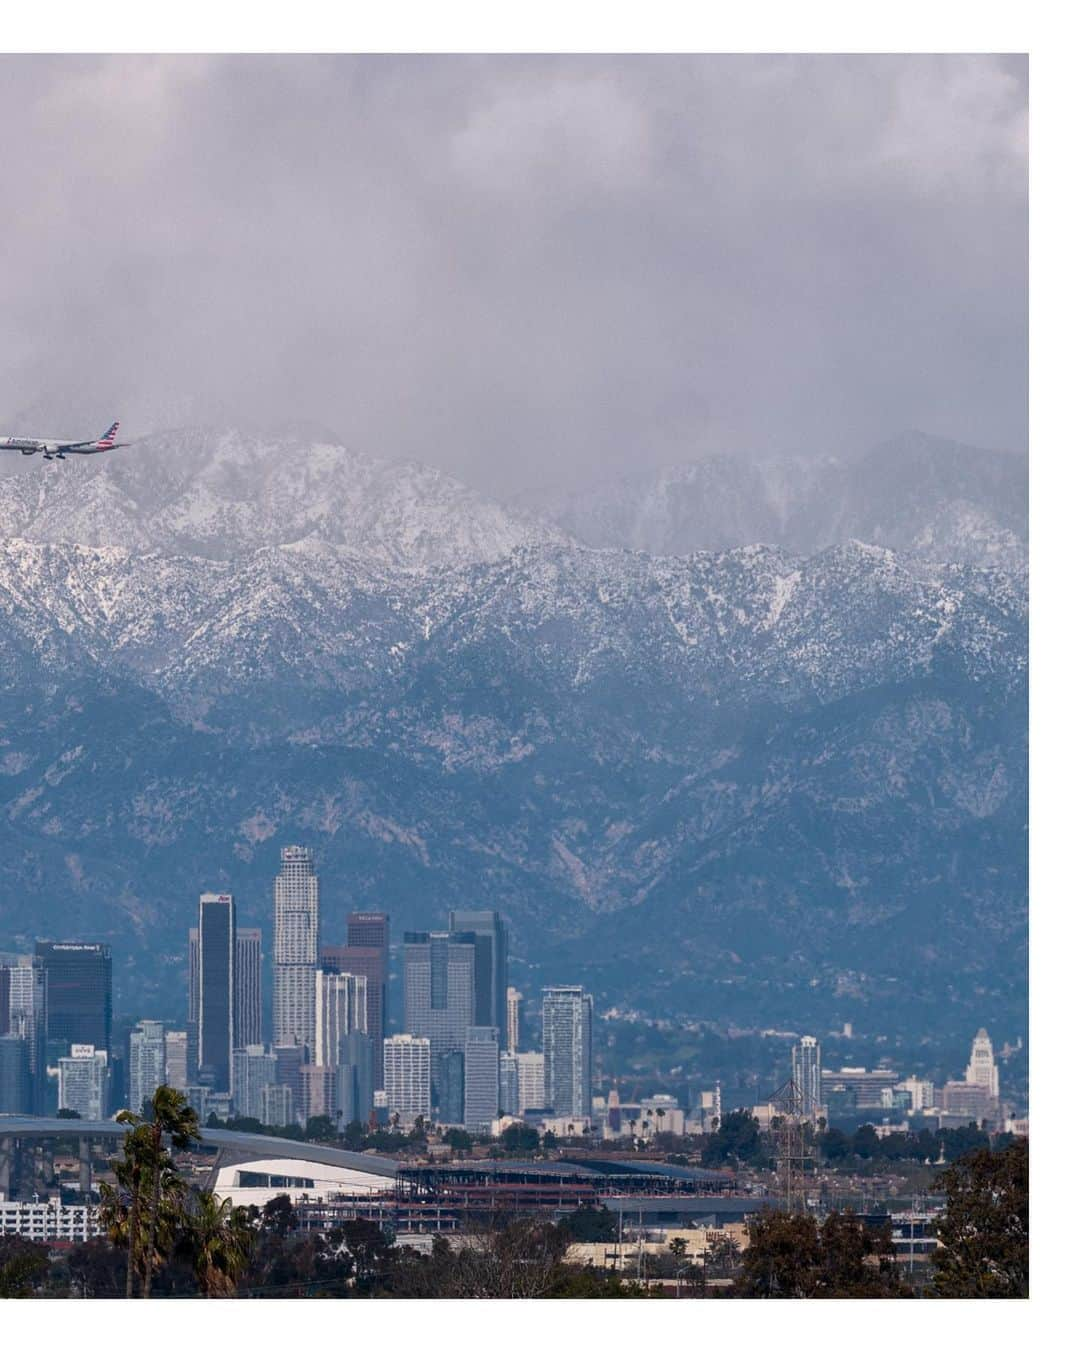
[{"x1": 0, "y1": 521, "x2": 1027, "y2": 1036}]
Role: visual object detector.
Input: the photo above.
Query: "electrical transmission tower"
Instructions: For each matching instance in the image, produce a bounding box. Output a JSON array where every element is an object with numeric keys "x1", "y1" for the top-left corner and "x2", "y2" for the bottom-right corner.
[{"x1": 768, "y1": 1078, "x2": 816, "y2": 1213}]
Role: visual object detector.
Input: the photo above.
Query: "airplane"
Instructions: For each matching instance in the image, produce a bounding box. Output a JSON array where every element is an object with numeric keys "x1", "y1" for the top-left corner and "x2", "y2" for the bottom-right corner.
[{"x1": 0, "y1": 421, "x2": 129, "y2": 461}]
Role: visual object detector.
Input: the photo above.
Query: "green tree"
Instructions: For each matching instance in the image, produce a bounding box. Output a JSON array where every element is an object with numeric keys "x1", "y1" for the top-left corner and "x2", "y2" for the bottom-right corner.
[
  {"x1": 0, "y1": 1235, "x2": 50, "y2": 1297},
  {"x1": 343, "y1": 1118, "x2": 370, "y2": 1150},
  {"x1": 701, "y1": 1110, "x2": 765, "y2": 1168},
  {"x1": 442, "y1": 1127, "x2": 474, "y2": 1154},
  {"x1": 736, "y1": 1209, "x2": 903, "y2": 1298},
  {"x1": 65, "y1": 1238, "x2": 128, "y2": 1298},
  {"x1": 500, "y1": 1123, "x2": 541, "y2": 1156},
  {"x1": 931, "y1": 1139, "x2": 1028, "y2": 1298},
  {"x1": 179, "y1": 1190, "x2": 256, "y2": 1297},
  {"x1": 304, "y1": 1114, "x2": 338, "y2": 1142}
]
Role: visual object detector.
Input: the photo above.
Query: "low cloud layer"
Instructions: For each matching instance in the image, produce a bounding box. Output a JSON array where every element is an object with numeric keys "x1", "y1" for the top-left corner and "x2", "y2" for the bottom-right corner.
[{"x1": 0, "y1": 55, "x2": 1027, "y2": 492}]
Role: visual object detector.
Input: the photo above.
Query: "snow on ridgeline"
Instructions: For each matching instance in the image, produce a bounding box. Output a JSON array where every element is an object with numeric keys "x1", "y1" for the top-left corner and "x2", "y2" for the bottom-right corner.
[
  {"x1": 0, "y1": 535, "x2": 1028, "y2": 701},
  {"x1": 0, "y1": 426, "x2": 564, "y2": 570}
]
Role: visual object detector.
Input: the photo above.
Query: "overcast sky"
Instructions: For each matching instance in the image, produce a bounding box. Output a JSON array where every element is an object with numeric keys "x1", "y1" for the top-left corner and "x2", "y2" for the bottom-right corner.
[{"x1": 0, "y1": 54, "x2": 1027, "y2": 494}]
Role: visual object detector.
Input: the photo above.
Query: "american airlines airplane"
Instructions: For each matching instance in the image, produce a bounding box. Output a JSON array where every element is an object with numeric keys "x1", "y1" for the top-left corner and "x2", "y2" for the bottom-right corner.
[{"x1": 0, "y1": 420, "x2": 129, "y2": 460}]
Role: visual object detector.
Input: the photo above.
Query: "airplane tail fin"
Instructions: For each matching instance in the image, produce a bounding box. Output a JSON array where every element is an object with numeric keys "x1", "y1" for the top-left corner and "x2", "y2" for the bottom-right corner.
[{"x1": 96, "y1": 421, "x2": 121, "y2": 448}]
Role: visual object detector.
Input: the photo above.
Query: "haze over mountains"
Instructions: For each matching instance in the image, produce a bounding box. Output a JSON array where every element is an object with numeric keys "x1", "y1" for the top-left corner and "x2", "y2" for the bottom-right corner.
[
  {"x1": 524, "y1": 431, "x2": 1027, "y2": 570},
  {"x1": 0, "y1": 427, "x2": 1027, "y2": 1038}
]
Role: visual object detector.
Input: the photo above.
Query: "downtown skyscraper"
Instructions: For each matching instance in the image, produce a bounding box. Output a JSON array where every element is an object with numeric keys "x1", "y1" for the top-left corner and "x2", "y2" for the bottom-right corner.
[
  {"x1": 448, "y1": 910, "x2": 508, "y2": 1047},
  {"x1": 35, "y1": 941, "x2": 112, "y2": 1063},
  {"x1": 235, "y1": 928, "x2": 263, "y2": 1048},
  {"x1": 403, "y1": 931, "x2": 476, "y2": 1054},
  {"x1": 542, "y1": 986, "x2": 593, "y2": 1118},
  {"x1": 197, "y1": 895, "x2": 235, "y2": 1093},
  {"x1": 273, "y1": 846, "x2": 320, "y2": 1054}
]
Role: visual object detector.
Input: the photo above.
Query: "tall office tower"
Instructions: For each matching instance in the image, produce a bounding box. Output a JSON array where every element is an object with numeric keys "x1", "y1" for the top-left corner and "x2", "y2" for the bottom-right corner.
[
  {"x1": 792, "y1": 1035, "x2": 822, "y2": 1119},
  {"x1": 4, "y1": 958, "x2": 47, "y2": 1113},
  {"x1": 35, "y1": 942, "x2": 112, "y2": 1062},
  {"x1": 128, "y1": 1020, "x2": 167, "y2": 1112},
  {"x1": 498, "y1": 1051, "x2": 519, "y2": 1116},
  {"x1": 187, "y1": 927, "x2": 201, "y2": 1084},
  {"x1": 197, "y1": 894, "x2": 235, "y2": 1093},
  {"x1": 515, "y1": 1050, "x2": 546, "y2": 1111},
  {"x1": 506, "y1": 987, "x2": 523, "y2": 1055},
  {"x1": 232, "y1": 1045, "x2": 278, "y2": 1119},
  {"x1": 383, "y1": 1034, "x2": 431, "y2": 1123},
  {"x1": 464, "y1": 1026, "x2": 500, "y2": 1136},
  {"x1": 965, "y1": 1027, "x2": 1000, "y2": 1097},
  {"x1": 542, "y1": 987, "x2": 592, "y2": 1118},
  {"x1": 314, "y1": 970, "x2": 367, "y2": 1067},
  {"x1": 235, "y1": 929, "x2": 263, "y2": 1049},
  {"x1": 261, "y1": 1082, "x2": 294, "y2": 1129},
  {"x1": 449, "y1": 911, "x2": 509, "y2": 1048},
  {"x1": 337, "y1": 1030, "x2": 375, "y2": 1128},
  {"x1": 164, "y1": 1031, "x2": 189, "y2": 1089},
  {"x1": 58, "y1": 1045, "x2": 109, "y2": 1120},
  {"x1": 273, "y1": 846, "x2": 320, "y2": 1053},
  {"x1": 403, "y1": 932, "x2": 476, "y2": 1054},
  {"x1": 323, "y1": 910, "x2": 389, "y2": 1086},
  {"x1": 0, "y1": 1034, "x2": 32, "y2": 1114}
]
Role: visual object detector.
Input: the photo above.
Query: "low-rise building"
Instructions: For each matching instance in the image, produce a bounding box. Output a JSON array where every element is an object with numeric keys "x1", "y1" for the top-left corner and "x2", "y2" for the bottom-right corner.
[{"x1": 0, "y1": 1198, "x2": 101, "y2": 1243}]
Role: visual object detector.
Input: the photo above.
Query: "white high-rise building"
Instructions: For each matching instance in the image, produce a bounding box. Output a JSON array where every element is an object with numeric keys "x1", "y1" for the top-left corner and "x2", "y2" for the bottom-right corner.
[
  {"x1": 500, "y1": 1050, "x2": 545, "y2": 1112},
  {"x1": 236, "y1": 928, "x2": 263, "y2": 1049},
  {"x1": 542, "y1": 988, "x2": 592, "y2": 1118},
  {"x1": 464, "y1": 1026, "x2": 500, "y2": 1135},
  {"x1": 792, "y1": 1036, "x2": 822, "y2": 1120},
  {"x1": 58, "y1": 1045, "x2": 108, "y2": 1121},
  {"x1": 314, "y1": 970, "x2": 367, "y2": 1067},
  {"x1": 128, "y1": 1020, "x2": 167, "y2": 1111},
  {"x1": 965, "y1": 1028, "x2": 1000, "y2": 1098},
  {"x1": 383, "y1": 1034, "x2": 431, "y2": 1124},
  {"x1": 273, "y1": 846, "x2": 320, "y2": 1054},
  {"x1": 506, "y1": 987, "x2": 523, "y2": 1055},
  {"x1": 165, "y1": 1030, "x2": 189, "y2": 1089}
]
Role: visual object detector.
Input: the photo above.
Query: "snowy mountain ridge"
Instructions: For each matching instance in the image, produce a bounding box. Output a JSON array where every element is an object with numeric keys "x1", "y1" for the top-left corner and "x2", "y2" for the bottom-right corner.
[{"x1": 0, "y1": 426, "x2": 563, "y2": 569}]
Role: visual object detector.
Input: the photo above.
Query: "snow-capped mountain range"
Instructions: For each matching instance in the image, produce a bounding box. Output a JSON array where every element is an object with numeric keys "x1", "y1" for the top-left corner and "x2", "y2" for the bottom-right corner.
[{"x1": 0, "y1": 427, "x2": 1027, "y2": 1034}]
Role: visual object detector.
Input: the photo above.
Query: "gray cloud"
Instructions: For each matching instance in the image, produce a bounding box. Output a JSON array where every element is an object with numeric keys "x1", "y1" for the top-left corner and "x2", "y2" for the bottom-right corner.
[{"x1": 0, "y1": 54, "x2": 1027, "y2": 493}]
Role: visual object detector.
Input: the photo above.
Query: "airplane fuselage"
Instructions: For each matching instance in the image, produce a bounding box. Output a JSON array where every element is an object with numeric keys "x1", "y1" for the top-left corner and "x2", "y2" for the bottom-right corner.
[{"x1": 0, "y1": 422, "x2": 128, "y2": 459}]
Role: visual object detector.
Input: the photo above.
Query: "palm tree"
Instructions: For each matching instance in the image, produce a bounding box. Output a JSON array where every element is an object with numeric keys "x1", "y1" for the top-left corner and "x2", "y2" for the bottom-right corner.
[
  {"x1": 99, "y1": 1137, "x2": 188, "y2": 1298},
  {"x1": 139, "y1": 1087, "x2": 201, "y2": 1298},
  {"x1": 180, "y1": 1191, "x2": 255, "y2": 1297},
  {"x1": 103, "y1": 1086, "x2": 200, "y2": 1297}
]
